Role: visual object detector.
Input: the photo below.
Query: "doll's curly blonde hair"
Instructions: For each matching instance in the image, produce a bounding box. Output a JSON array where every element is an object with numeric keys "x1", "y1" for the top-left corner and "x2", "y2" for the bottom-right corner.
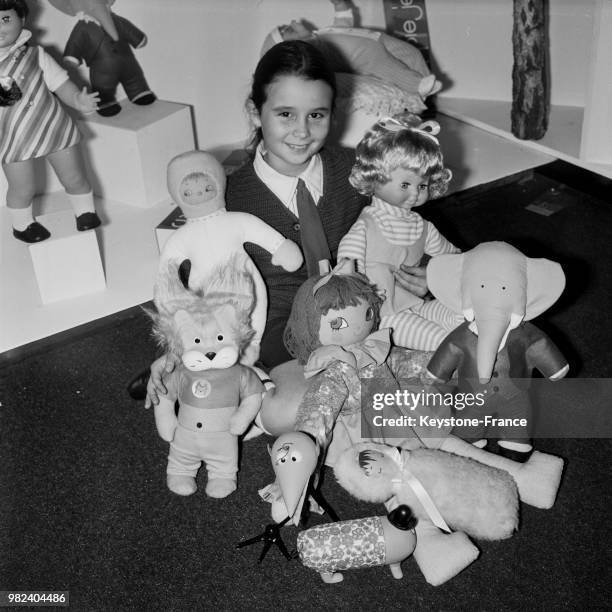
[{"x1": 349, "y1": 117, "x2": 452, "y2": 200}]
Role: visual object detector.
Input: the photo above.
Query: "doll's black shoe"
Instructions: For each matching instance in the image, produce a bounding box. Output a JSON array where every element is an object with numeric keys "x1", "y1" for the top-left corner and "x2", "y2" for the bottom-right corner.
[
  {"x1": 132, "y1": 91, "x2": 156, "y2": 106},
  {"x1": 127, "y1": 368, "x2": 150, "y2": 401},
  {"x1": 76, "y1": 212, "x2": 101, "y2": 231},
  {"x1": 97, "y1": 102, "x2": 121, "y2": 117},
  {"x1": 13, "y1": 222, "x2": 51, "y2": 243}
]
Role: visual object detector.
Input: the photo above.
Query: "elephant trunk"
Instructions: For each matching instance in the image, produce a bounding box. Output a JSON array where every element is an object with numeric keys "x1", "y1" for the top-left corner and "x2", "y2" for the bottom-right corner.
[{"x1": 474, "y1": 316, "x2": 511, "y2": 383}]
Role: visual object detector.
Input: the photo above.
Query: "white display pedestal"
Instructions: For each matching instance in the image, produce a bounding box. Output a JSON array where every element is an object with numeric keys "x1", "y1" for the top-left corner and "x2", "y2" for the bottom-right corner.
[
  {"x1": 78, "y1": 100, "x2": 195, "y2": 208},
  {"x1": 29, "y1": 210, "x2": 106, "y2": 304}
]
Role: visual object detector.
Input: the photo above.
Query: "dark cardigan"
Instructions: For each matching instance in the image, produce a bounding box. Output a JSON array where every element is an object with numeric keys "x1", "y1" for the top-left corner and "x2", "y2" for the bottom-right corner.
[{"x1": 226, "y1": 146, "x2": 369, "y2": 365}]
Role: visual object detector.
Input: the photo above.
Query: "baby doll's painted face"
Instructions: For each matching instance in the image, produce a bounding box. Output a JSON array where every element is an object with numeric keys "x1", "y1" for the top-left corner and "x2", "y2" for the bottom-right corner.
[
  {"x1": 318, "y1": 299, "x2": 375, "y2": 347},
  {"x1": 179, "y1": 172, "x2": 217, "y2": 207},
  {"x1": 279, "y1": 20, "x2": 315, "y2": 42},
  {"x1": 375, "y1": 167, "x2": 430, "y2": 210},
  {"x1": 358, "y1": 449, "x2": 398, "y2": 479},
  {"x1": 0, "y1": 10, "x2": 24, "y2": 50}
]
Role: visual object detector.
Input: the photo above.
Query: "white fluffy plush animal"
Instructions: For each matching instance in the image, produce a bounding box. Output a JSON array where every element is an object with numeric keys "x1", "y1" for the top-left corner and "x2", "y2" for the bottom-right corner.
[
  {"x1": 333, "y1": 441, "x2": 520, "y2": 586},
  {"x1": 334, "y1": 442, "x2": 519, "y2": 541}
]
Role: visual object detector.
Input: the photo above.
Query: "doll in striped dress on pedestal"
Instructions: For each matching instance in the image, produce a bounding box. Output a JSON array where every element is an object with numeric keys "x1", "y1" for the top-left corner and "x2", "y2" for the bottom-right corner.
[{"x1": 1, "y1": 0, "x2": 100, "y2": 243}]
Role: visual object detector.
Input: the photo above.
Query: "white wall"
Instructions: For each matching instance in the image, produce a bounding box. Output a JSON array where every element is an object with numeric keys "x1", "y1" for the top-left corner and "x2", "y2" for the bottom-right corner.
[
  {"x1": 34, "y1": 0, "x2": 383, "y2": 152},
  {"x1": 1, "y1": 0, "x2": 595, "y2": 202},
  {"x1": 428, "y1": 0, "x2": 594, "y2": 106},
  {"x1": 32, "y1": 0, "x2": 597, "y2": 147}
]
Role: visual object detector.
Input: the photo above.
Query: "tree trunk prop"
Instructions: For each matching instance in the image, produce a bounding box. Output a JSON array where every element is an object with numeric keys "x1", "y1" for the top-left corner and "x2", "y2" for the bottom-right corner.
[{"x1": 511, "y1": 0, "x2": 549, "y2": 140}]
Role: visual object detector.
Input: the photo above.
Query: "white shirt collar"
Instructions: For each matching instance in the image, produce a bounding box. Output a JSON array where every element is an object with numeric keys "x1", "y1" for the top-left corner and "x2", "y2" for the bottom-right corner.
[{"x1": 253, "y1": 143, "x2": 323, "y2": 211}]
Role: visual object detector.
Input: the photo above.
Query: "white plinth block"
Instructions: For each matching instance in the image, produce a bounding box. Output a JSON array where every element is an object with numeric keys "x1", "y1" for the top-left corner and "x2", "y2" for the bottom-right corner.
[
  {"x1": 29, "y1": 212, "x2": 106, "y2": 304},
  {"x1": 78, "y1": 100, "x2": 195, "y2": 208}
]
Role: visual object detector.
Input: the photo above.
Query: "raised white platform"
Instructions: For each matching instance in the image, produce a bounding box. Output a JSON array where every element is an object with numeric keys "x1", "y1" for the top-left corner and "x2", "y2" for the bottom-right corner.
[
  {"x1": 29, "y1": 211, "x2": 106, "y2": 304},
  {"x1": 437, "y1": 97, "x2": 612, "y2": 180},
  {"x1": 0, "y1": 192, "x2": 174, "y2": 355},
  {"x1": 0, "y1": 116, "x2": 556, "y2": 355},
  {"x1": 78, "y1": 99, "x2": 195, "y2": 208}
]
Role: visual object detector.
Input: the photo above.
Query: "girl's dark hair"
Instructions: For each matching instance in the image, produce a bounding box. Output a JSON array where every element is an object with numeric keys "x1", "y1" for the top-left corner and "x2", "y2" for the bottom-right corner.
[
  {"x1": 247, "y1": 40, "x2": 336, "y2": 150},
  {"x1": 0, "y1": 0, "x2": 28, "y2": 18}
]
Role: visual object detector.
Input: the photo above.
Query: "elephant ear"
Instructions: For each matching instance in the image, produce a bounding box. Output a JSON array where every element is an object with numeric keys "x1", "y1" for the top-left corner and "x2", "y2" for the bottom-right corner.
[
  {"x1": 525, "y1": 258, "x2": 565, "y2": 320},
  {"x1": 426, "y1": 253, "x2": 465, "y2": 314}
]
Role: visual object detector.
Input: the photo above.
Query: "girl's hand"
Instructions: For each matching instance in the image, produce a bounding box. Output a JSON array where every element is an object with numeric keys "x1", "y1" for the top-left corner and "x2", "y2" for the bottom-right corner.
[
  {"x1": 74, "y1": 87, "x2": 100, "y2": 114},
  {"x1": 144, "y1": 353, "x2": 179, "y2": 408},
  {"x1": 394, "y1": 264, "x2": 429, "y2": 298}
]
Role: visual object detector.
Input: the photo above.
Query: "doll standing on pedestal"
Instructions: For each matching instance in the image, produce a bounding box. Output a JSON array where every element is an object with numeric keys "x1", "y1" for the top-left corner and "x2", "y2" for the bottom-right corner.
[
  {"x1": 0, "y1": 0, "x2": 100, "y2": 243},
  {"x1": 48, "y1": 0, "x2": 156, "y2": 117},
  {"x1": 337, "y1": 115, "x2": 464, "y2": 351}
]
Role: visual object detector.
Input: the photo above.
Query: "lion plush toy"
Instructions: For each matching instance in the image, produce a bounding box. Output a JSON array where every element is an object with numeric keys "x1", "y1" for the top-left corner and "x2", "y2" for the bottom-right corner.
[{"x1": 149, "y1": 259, "x2": 264, "y2": 499}]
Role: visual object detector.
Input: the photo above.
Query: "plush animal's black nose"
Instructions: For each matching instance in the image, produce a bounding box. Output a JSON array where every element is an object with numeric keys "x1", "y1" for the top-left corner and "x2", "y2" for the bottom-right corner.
[{"x1": 205, "y1": 352, "x2": 216, "y2": 360}]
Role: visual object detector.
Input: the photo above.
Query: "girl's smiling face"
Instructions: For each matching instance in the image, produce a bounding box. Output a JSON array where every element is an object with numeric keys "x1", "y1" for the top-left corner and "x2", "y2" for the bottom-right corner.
[
  {"x1": 250, "y1": 74, "x2": 333, "y2": 177},
  {"x1": 0, "y1": 10, "x2": 23, "y2": 50}
]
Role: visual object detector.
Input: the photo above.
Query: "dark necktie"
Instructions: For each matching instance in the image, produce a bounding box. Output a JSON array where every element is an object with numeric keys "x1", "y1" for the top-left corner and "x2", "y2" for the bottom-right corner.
[{"x1": 296, "y1": 178, "x2": 331, "y2": 277}]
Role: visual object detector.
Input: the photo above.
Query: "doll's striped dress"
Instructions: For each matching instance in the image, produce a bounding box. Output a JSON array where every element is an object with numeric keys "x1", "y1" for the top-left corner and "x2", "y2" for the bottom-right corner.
[{"x1": 0, "y1": 45, "x2": 80, "y2": 164}]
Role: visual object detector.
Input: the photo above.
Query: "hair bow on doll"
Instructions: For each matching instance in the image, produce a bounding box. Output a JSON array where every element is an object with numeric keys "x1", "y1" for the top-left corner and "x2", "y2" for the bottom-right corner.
[
  {"x1": 311, "y1": 258, "x2": 358, "y2": 295},
  {"x1": 378, "y1": 116, "x2": 441, "y2": 144},
  {"x1": 312, "y1": 258, "x2": 385, "y2": 302}
]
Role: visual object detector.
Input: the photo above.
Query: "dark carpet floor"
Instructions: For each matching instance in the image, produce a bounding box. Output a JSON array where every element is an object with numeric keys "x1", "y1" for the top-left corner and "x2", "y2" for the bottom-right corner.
[{"x1": 1, "y1": 161, "x2": 610, "y2": 611}]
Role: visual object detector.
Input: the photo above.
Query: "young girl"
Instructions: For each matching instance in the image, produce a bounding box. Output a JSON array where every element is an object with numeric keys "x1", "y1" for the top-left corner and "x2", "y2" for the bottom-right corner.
[
  {"x1": 137, "y1": 40, "x2": 429, "y2": 404},
  {"x1": 0, "y1": 0, "x2": 100, "y2": 243},
  {"x1": 224, "y1": 39, "x2": 373, "y2": 368},
  {"x1": 337, "y1": 115, "x2": 464, "y2": 351}
]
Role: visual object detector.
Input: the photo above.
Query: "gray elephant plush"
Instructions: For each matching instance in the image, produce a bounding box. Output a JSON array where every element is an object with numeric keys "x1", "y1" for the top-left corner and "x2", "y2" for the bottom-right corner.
[
  {"x1": 49, "y1": 0, "x2": 155, "y2": 116},
  {"x1": 426, "y1": 241, "x2": 569, "y2": 460}
]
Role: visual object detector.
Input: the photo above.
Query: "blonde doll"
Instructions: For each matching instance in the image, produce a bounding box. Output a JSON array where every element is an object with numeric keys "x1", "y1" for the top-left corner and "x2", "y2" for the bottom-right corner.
[{"x1": 338, "y1": 116, "x2": 464, "y2": 351}]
